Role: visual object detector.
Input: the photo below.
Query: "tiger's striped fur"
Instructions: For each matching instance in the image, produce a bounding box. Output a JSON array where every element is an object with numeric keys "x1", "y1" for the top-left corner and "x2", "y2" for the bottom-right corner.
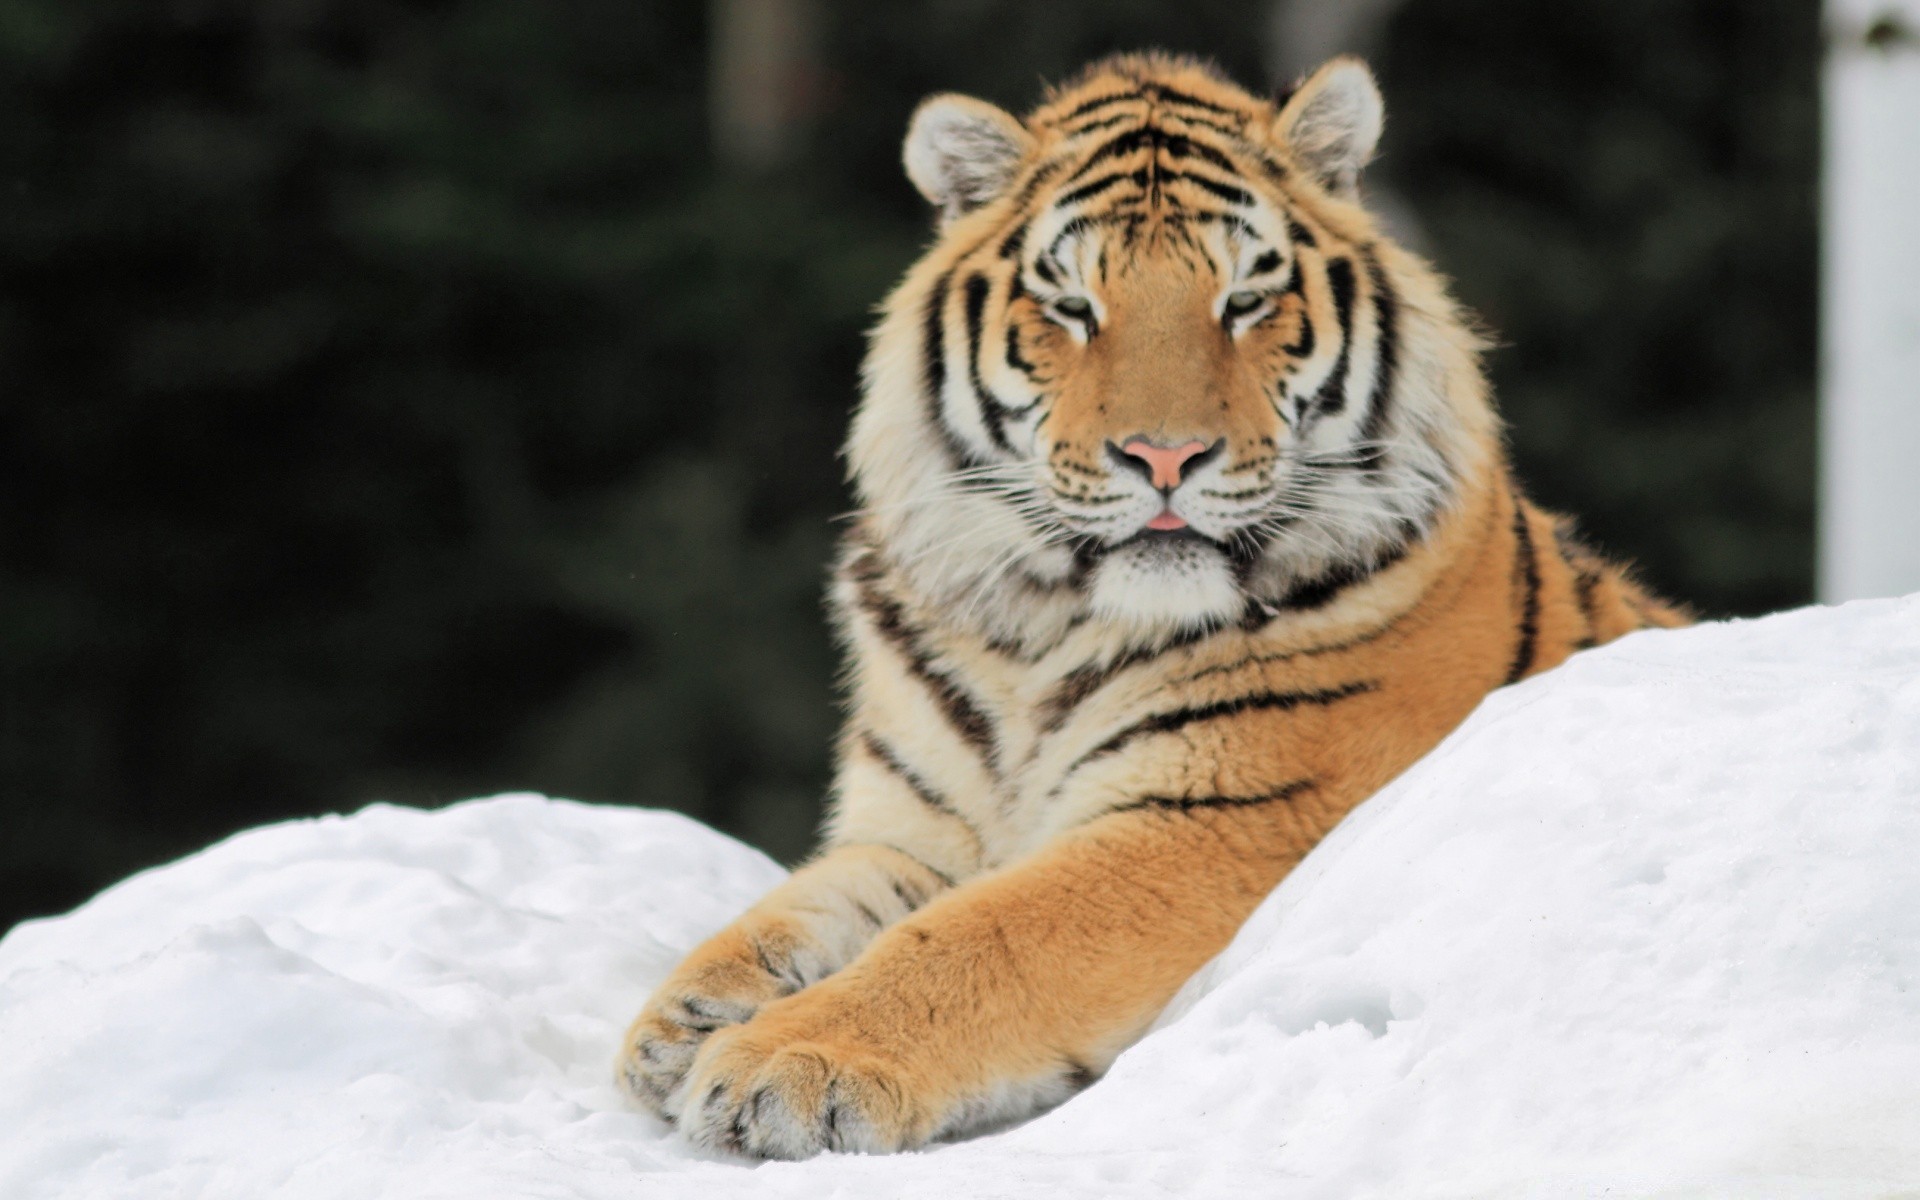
[{"x1": 617, "y1": 52, "x2": 1687, "y2": 1159}]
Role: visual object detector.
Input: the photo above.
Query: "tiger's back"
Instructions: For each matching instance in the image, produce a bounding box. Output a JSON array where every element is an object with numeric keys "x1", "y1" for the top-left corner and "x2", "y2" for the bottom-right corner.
[{"x1": 618, "y1": 51, "x2": 1686, "y2": 1159}]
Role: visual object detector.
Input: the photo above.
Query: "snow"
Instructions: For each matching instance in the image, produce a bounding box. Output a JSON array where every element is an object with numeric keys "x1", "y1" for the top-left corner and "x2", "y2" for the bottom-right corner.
[{"x1": 5, "y1": 596, "x2": 1920, "y2": 1199}]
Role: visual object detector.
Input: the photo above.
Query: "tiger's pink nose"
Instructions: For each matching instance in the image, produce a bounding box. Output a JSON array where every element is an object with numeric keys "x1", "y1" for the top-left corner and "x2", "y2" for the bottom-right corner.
[{"x1": 1117, "y1": 439, "x2": 1214, "y2": 490}]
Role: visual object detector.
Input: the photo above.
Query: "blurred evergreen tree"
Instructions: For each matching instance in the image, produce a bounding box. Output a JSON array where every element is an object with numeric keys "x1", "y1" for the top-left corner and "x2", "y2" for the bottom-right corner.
[
  {"x1": 0, "y1": 0, "x2": 1814, "y2": 933},
  {"x1": 1377, "y1": 0, "x2": 1818, "y2": 616}
]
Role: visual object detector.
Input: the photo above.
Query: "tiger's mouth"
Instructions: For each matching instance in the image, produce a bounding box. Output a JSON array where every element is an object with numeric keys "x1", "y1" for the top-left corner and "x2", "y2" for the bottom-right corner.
[{"x1": 1106, "y1": 525, "x2": 1218, "y2": 552}]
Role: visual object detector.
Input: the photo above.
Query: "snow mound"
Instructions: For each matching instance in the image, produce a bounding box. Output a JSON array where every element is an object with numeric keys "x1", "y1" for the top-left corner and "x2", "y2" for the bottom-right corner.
[{"x1": 5, "y1": 596, "x2": 1920, "y2": 1199}]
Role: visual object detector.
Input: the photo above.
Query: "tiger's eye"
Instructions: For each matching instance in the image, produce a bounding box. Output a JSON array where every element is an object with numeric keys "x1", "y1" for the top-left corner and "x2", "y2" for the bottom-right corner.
[
  {"x1": 1224, "y1": 290, "x2": 1265, "y2": 317},
  {"x1": 1052, "y1": 296, "x2": 1095, "y2": 321}
]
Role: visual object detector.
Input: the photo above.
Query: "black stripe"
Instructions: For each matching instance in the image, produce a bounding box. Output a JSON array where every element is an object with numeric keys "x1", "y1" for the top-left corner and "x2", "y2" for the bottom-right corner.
[
  {"x1": 1250, "y1": 250, "x2": 1282, "y2": 276},
  {"x1": 1113, "y1": 779, "x2": 1316, "y2": 815},
  {"x1": 1180, "y1": 618, "x2": 1405, "y2": 686},
  {"x1": 1278, "y1": 257, "x2": 1306, "y2": 298},
  {"x1": 1067, "y1": 111, "x2": 1141, "y2": 136},
  {"x1": 888, "y1": 876, "x2": 929, "y2": 913},
  {"x1": 1244, "y1": 148, "x2": 1292, "y2": 183},
  {"x1": 1160, "y1": 131, "x2": 1239, "y2": 173},
  {"x1": 1047, "y1": 216, "x2": 1096, "y2": 261},
  {"x1": 1036, "y1": 663, "x2": 1117, "y2": 735},
  {"x1": 1167, "y1": 171, "x2": 1253, "y2": 206},
  {"x1": 963, "y1": 273, "x2": 1015, "y2": 453},
  {"x1": 998, "y1": 222, "x2": 1028, "y2": 260},
  {"x1": 982, "y1": 274, "x2": 1048, "y2": 413},
  {"x1": 1309, "y1": 257, "x2": 1357, "y2": 417},
  {"x1": 1554, "y1": 526, "x2": 1603, "y2": 650},
  {"x1": 1061, "y1": 124, "x2": 1245, "y2": 192},
  {"x1": 996, "y1": 156, "x2": 1070, "y2": 221},
  {"x1": 1505, "y1": 490, "x2": 1542, "y2": 685},
  {"x1": 1573, "y1": 573, "x2": 1602, "y2": 645},
  {"x1": 1281, "y1": 306, "x2": 1315, "y2": 359},
  {"x1": 875, "y1": 843, "x2": 957, "y2": 890},
  {"x1": 1056, "y1": 169, "x2": 1141, "y2": 208},
  {"x1": 858, "y1": 585, "x2": 999, "y2": 769},
  {"x1": 675, "y1": 997, "x2": 739, "y2": 1031},
  {"x1": 1006, "y1": 315, "x2": 1040, "y2": 379},
  {"x1": 750, "y1": 937, "x2": 805, "y2": 991},
  {"x1": 1268, "y1": 543, "x2": 1410, "y2": 614},
  {"x1": 1061, "y1": 89, "x2": 1141, "y2": 122},
  {"x1": 861, "y1": 731, "x2": 983, "y2": 840},
  {"x1": 922, "y1": 269, "x2": 986, "y2": 469},
  {"x1": 1064, "y1": 128, "x2": 1153, "y2": 184},
  {"x1": 1216, "y1": 214, "x2": 1257, "y2": 240},
  {"x1": 1064, "y1": 680, "x2": 1377, "y2": 781},
  {"x1": 1355, "y1": 251, "x2": 1400, "y2": 471},
  {"x1": 1144, "y1": 82, "x2": 1240, "y2": 118},
  {"x1": 922, "y1": 270, "x2": 950, "y2": 416},
  {"x1": 1004, "y1": 274, "x2": 1042, "y2": 377},
  {"x1": 1572, "y1": 578, "x2": 1601, "y2": 648},
  {"x1": 1286, "y1": 218, "x2": 1318, "y2": 249},
  {"x1": 1034, "y1": 631, "x2": 1207, "y2": 735}
]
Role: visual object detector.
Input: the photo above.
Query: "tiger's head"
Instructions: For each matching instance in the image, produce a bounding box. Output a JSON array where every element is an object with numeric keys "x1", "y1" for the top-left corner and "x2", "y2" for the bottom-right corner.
[{"x1": 849, "y1": 54, "x2": 1495, "y2": 647}]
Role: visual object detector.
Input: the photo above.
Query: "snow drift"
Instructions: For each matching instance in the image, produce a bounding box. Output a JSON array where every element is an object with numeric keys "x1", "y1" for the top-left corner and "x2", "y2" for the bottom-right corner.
[{"x1": 4, "y1": 596, "x2": 1919, "y2": 1199}]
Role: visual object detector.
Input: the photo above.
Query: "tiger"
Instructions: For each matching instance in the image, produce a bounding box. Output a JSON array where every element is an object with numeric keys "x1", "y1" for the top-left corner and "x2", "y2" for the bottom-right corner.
[{"x1": 615, "y1": 51, "x2": 1688, "y2": 1159}]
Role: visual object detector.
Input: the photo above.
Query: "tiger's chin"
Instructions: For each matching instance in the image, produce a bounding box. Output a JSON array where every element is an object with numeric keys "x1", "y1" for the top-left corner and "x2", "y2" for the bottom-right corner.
[{"x1": 1085, "y1": 534, "x2": 1244, "y2": 634}]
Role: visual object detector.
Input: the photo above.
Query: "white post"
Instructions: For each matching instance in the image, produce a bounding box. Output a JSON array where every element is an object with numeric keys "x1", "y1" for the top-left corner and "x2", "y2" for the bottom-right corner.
[{"x1": 1821, "y1": 2, "x2": 1920, "y2": 603}]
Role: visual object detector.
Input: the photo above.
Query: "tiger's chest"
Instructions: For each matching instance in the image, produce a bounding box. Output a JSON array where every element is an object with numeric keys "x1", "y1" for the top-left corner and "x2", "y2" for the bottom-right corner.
[{"x1": 912, "y1": 622, "x2": 1237, "y2": 865}]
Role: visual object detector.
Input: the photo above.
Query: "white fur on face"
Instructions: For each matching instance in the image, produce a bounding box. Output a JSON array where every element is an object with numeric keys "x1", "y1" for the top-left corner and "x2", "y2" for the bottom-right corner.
[{"x1": 1086, "y1": 536, "x2": 1244, "y2": 631}]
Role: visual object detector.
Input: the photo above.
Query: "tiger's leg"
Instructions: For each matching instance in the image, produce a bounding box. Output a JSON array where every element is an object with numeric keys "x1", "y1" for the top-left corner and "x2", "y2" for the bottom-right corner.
[
  {"x1": 615, "y1": 843, "x2": 953, "y2": 1120},
  {"x1": 677, "y1": 798, "x2": 1316, "y2": 1158}
]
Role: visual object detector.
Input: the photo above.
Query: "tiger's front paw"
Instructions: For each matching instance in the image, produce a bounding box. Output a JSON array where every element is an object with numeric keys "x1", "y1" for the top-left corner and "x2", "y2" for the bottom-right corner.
[
  {"x1": 616, "y1": 928, "x2": 814, "y2": 1120},
  {"x1": 678, "y1": 1006, "x2": 930, "y2": 1159},
  {"x1": 618, "y1": 992, "x2": 757, "y2": 1120}
]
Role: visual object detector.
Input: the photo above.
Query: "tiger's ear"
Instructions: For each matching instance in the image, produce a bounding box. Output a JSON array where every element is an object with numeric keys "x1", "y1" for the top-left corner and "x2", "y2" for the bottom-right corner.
[
  {"x1": 1273, "y1": 57, "x2": 1384, "y2": 196},
  {"x1": 903, "y1": 94, "x2": 1034, "y2": 223}
]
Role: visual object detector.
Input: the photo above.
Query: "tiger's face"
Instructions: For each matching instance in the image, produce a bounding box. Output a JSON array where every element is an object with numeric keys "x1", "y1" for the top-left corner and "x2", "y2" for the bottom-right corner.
[
  {"x1": 853, "y1": 54, "x2": 1485, "y2": 642},
  {"x1": 1008, "y1": 202, "x2": 1317, "y2": 622}
]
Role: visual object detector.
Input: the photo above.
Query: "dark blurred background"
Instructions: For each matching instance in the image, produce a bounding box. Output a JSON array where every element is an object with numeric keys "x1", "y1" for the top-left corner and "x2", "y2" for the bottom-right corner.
[{"x1": 0, "y1": 0, "x2": 1817, "y2": 933}]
